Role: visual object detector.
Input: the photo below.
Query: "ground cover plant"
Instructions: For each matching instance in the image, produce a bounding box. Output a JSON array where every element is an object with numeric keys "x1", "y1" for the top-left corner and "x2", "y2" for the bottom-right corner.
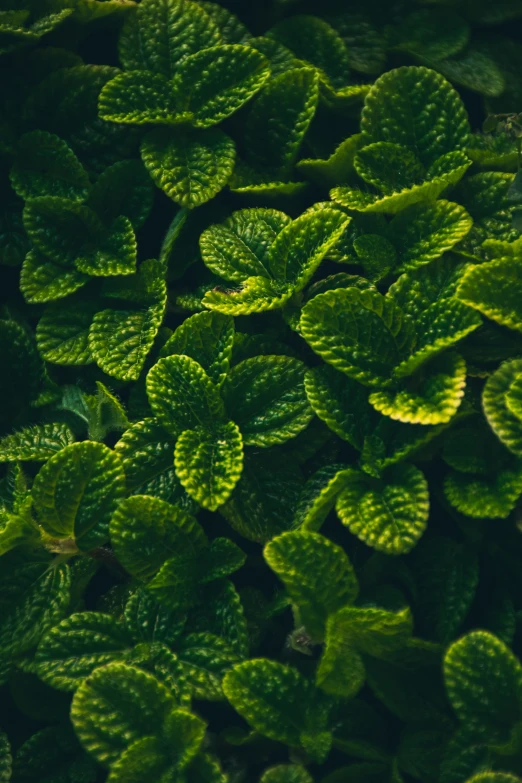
[{"x1": 2, "y1": 0, "x2": 522, "y2": 781}]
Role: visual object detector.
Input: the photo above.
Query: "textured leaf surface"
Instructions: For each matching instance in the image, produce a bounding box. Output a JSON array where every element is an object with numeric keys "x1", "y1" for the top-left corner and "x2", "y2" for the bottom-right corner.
[
  {"x1": 147, "y1": 354, "x2": 224, "y2": 435},
  {"x1": 444, "y1": 463, "x2": 522, "y2": 519},
  {"x1": 300, "y1": 288, "x2": 415, "y2": 388},
  {"x1": 159, "y1": 311, "x2": 234, "y2": 385},
  {"x1": 268, "y1": 208, "x2": 350, "y2": 289},
  {"x1": 177, "y1": 632, "x2": 240, "y2": 699},
  {"x1": 0, "y1": 559, "x2": 71, "y2": 666},
  {"x1": 89, "y1": 301, "x2": 165, "y2": 382},
  {"x1": 87, "y1": 160, "x2": 154, "y2": 230},
  {"x1": 0, "y1": 423, "x2": 74, "y2": 462},
  {"x1": 32, "y1": 441, "x2": 126, "y2": 551},
  {"x1": 38, "y1": 300, "x2": 96, "y2": 366},
  {"x1": 223, "y1": 659, "x2": 329, "y2": 752},
  {"x1": 141, "y1": 128, "x2": 236, "y2": 208},
  {"x1": 361, "y1": 66, "x2": 471, "y2": 167},
  {"x1": 336, "y1": 465, "x2": 429, "y2": 554},
  {"x1": 203, "y1": 276, "x2": 293, "y2": 315},
  {"x1": 268, "y1": 15, "x2": 350, "y2": 89},
  {"x1": 242, "y1": 67, "x2": 319, "y2": 177},
  {"x1": 200, "y1": 207, "x2": 290, "y2": 283},
  {"x1": 389, "y1": 201, "x2": 473, "y2": 273},
  {"x1": 304, "y1": 366, "x2": 376, "y2": 449},
  {"x1": 354, "y1": 142, "x2": 425, "y2": 195},
  {"x1": 71, "y1": 662, "x2": 200, "y2": 766},
  {"x1": 110, "y1": 495, "x2": 205, "y2": 581},
  {"x1": 20, "y1": 250, "x2": 88, "y2": 304},
  {"x1": 444, "y1": 631, "x2": 522, "y2": 741},
  {"x1": 457, "y1": 258, "x2": 522, "y2": 333},
  {"x1": 175, "y1": 44, "x2": 269, "y2": 127},
  {"x1": 264, "y1": 531, "x2": 358, "y2": 640},
  {"x1": 369, "y1": 352, "x2": 467, "y2": 425},
  {"x1": 222, "y1": 356, "x2": 313, "y2": 447},
  {"x1": 99, "y1": 70, "x2": 180, "y2": 125},
  {"x1": 483, "y1": 360, "x2": 522, "y2": 456},
  {"x1": 35, "y1": 612, "x2": 132, "y2": 691},
  {"x1": 119, "y1": 0, "x2": 221, "y2": 77},
  {"x1": 174, "y1": 421, "x2": 243, "y2": 510},
  {"x1": 10, "y1": 131, "x2": 89, "y2": 201},
  {"x1": 317, "y1": 606, "x2": 412, "y2": 697}
]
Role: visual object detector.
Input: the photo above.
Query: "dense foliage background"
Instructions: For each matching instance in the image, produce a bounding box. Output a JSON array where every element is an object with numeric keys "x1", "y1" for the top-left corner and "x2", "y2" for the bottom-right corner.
[{"x1": 2, "y1": 1, "x2": 522, "y2": 781}]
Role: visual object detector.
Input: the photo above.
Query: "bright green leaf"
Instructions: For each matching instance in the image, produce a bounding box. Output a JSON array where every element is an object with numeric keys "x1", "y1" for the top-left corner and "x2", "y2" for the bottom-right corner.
[
  {"x1": 32, "y1": 441, "x2": 126, "y2": 551},
  {"x1": 174, "y1": 421, "x2": 243, "y2": 510}
]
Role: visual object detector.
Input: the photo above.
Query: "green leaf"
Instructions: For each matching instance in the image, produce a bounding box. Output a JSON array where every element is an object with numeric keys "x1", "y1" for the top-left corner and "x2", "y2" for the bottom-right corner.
[
  {"x1": 336, "y1": 464, "x2": 429, "y2": 554},
  {"x1": 444, "y1": 462, "x2": 522, "y2": 519},
  {"x1": 105, "y1": 736, "x2": 171, "y2": 783},
  {"x1": 222, "y1": 356, "x2": 313, "y2": 447},
  {"x1": 71, "y1": 662, "x2": 204, "y2": 767},
  {"x1": 203, "y1": 275, "x2": 293, "y2": 315},
  {"x1": 393, "y1": 8, "x2": 469, "y2": 61},
  {"x1": 457, "y1": 258, "x2": 522, "y2": 333},
  {"x1": 267, "y1": 15, "x2": 351, "y2": 89},
  {"x1": 200, "y1": 207, "x2": 291, "y2": 283},
  {"x1": 444, "y1": 630, "x2": 522, "y2": 742},
  {"x1": 87, "y1": 160, "x2": 154, "y2": 230},
  {"x1": 268, "y1": 208, "x2": 350, "y2": 289},
  {"x1": 300, "y1": 288, "x2": 415, "y2": 388},
  {"x1": 483, "y1": 360, "x2": 522, "y2": 456},
  {"x1": 35, "y1": 612, "x2": 133, "y2": 691},
  {"x1": 10, "y1": 131, "x2": 90, "y2": 201},
  {"x1": 435, "y1": 48, "x2": 505, "y2": 99},
  {"x1": 0, "y1": 557, "x2": 71, "y2": 670},
  {"x1": 260, "y1": 765, "x2": 313, "y2": 783},
  {"x1": 388, "y1": 256, "x2": 479, "y2": 371},
  {"x1": 119, "y1": 0, "x2": 221, "y2": 77},
  {"x1": 114, "y1": 418, "x2": 192, "y2": 507},
  {"x1": 37, "y1": 300, "x2": 96, "y2": 365},
  {"x1": 175, "y1": 421, "x2": 243, "y2": 510},
  {"x1": 223, "y1": 659, "x2": 332, "y2": 760},
  {"x1": 0, "y1": 422, "x2": 74, "y2": 462},
  {"x1": 412, "y1": 537, "x2": 479, "y2": 644},
  {"x1": 0, "y1": 511, "x2": 36, "y2": 557},
  {"x1": 89, "y1": 302, "x2": 165, "y2": 382},
  {"x1": 174, "y1": 44, "x2": 269, "y2": 128},
  {"x1": 297, "y1": 135, "x2": 362, "y2": 190},
  {"x1": 304, "y1": 366, "x2": 376, "y2": 450},
  {"x1": 317, "y1": 606, "x2": 412, "y2": 698},
  {"x1": 159, "y1": 311, "x2": 234, "y2": 385},
  {"x1": 147, "y1": 354, "x2": 224, "y2": 435},
  {"x1": 388, "y1": 200, "x2": 473, "y2": 273},
  {"x1": 361, "y1": 66, "x2": 471, "y2": 167},
  {"x1": 466, "y1": 776, "x2": 522, "y2": 783},
  {"x1": 264, "y1": 530, "x2": 358, "y2": 640},
  {"x1": 199, "y1": 2, "x2": 250, "y2": 43},
  {"x1": 220, "y1": 451, "x2": 304, "y2": 543},
  {"x1": 331, "y1": 151, "x2": 471, "y2": 215},
  {"x1": 11, "y1": 724, "x2": 97, "y2": 783},
  {"x1": 141, "y1": 127, "x2": 236, "y2": 208},
  {"x1": 124, "y1": 588, "x2": 186, "y2": 647},
  {"x1": 354, "y1": 142, "x2": 425, "y2": 195},
  {"x1": 241, "y1": 67, "x2": 319, "y2": 179},
  {"x1": 188, "y1": 580, "x2": 248, "y2": 658},
  {"x1": 23, "y1": 197, "x2": 137, "y2": 276},
  {"x1": 293, "y1": 465, "x2": 354, "y2": 532},
  {"x1": 177, "y1": 632, "x2": 240, "y2": 700},
  {"x1": 32, "y1": 441, "x2": 126, "y2": 551},
  {"x1": 99, "y1": 70, "x2": 181, "y2": 125},
  {"x1": 20, "y1": 250, "x2": 89, "y2": 304},
  {"x1": 110, "y1": 495, "x2": 205, "y2": 581},
  {"x1": 368, "y1": 352, "x2": 467, "y2": 425},
  {"x1": 352, "y1": 234, "x2": 397, "y2": 283}
]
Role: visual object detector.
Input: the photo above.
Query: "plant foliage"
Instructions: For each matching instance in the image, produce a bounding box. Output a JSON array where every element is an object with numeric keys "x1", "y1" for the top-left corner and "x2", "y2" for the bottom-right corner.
[{"x1": 1, "y1": 0, "x2": 522, "y2": 781}]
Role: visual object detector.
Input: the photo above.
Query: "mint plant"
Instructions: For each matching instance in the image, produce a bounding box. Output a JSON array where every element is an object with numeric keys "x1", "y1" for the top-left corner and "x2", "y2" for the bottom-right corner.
[{"x1": 2, "y1": 1, "x2": 522, "y2": 782}]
